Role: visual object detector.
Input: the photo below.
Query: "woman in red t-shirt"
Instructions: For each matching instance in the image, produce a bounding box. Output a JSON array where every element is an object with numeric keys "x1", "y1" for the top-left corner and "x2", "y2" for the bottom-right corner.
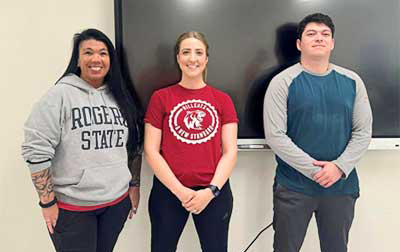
[{"x1": 144, "y1": 31, "x2": 238, "y2": 252}]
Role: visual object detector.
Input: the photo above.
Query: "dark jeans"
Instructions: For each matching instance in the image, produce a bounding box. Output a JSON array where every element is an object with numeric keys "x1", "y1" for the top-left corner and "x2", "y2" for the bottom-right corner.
[
  {"x1": 149, "y1": 177, "x2": 233, "y2": 252},
  {"x1": 50, "y1": 196, "x2": 131, "y2": 252},
  {"x1": 273, "y1": 183, "x2": 357, "y2": 252}
]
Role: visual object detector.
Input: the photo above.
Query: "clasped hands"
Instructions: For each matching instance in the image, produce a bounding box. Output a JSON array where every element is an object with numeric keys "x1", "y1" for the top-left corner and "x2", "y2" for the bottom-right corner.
[
  {"x1": 176, "y1": 187, "x2": 214, "y2": 215},
  {"x1": 313, "y1": 161, "x2": 344, "y2": 188}
]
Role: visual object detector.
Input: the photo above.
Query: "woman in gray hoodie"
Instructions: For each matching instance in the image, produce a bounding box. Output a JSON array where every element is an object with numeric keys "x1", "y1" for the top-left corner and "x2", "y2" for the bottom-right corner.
[{"x1": 22, "y1": 28, "x2": 143, "y2": 252}]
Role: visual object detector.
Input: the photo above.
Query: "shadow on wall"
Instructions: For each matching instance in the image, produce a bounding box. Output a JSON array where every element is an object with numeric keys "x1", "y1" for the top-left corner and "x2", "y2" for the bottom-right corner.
[
  {"x1": 359, "y1": 41, "x2": 400, "y2": 136},
  {"x1": 136, "y1": 44, "x2": 180, "y2": 107},
  {"x1": 245, "y1": 23, "x2": 300, "y2": 135}
]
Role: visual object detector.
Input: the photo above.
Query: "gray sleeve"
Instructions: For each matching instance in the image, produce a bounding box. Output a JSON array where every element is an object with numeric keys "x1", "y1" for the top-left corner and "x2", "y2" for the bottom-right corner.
[
  {"x1": 332, "y1": 76, "x2": 372, "y2": 177},
  {"x1": 21, "y1": 87, "x2": 64, "y2": 173},
  {"x1": 264, "y1": 76, "x2": 321, "y2": 180}
]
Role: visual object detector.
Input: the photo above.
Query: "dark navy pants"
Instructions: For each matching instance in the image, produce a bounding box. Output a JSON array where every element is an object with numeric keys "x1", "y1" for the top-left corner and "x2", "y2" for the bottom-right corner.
[{"x1": 273, "y1": 183, "x2": 357, "y2": 252}]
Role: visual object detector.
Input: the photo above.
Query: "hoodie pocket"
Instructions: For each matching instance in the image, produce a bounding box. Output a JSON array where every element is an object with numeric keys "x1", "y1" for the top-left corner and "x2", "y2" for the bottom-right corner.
[{"x1": 70, "y1": 161, "x2": 131, "y2": 202}]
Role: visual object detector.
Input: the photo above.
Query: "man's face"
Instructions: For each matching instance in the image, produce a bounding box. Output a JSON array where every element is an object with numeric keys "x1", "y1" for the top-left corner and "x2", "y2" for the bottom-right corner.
[{"x1": 296, "y1": 22, "x2": 335, "y2": 60}]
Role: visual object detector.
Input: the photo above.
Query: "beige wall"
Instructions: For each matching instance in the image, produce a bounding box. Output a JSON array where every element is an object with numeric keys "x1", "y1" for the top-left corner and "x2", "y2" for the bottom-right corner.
[{"x1": 1, "y1": 1, "x2": 399, "y2": 251}]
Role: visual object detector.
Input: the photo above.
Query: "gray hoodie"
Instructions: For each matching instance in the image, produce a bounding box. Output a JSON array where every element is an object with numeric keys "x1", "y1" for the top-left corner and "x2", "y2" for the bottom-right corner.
[{"x1": 22, "y1": 74, "x2": 131, "y2": 206}]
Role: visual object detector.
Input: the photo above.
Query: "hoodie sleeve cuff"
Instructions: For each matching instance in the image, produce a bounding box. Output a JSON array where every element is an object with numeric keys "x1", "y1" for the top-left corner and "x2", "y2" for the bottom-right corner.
[{"x1": 27, "y1": 159, "x2": 51, "y2": 173}]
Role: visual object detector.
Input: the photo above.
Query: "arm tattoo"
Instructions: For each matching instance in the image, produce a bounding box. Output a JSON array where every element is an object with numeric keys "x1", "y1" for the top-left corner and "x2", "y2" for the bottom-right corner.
[
  {"x1": 129, "y1": 154, "x2": 142, "y2": 186},
  {"x1": 31, "y1": 168, "x2": 54, "y2": 199}
]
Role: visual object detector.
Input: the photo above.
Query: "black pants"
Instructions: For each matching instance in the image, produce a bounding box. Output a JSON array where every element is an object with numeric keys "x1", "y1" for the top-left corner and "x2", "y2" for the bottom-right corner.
[
  {"x1": 149, "y1": 177, "x2": 233, "y2": 252},
  {"x1": 50, "y1": 196, "x2": 131, "y2": 252},
  {"x1": 273, "y1": 183, "x2": 357, "y2": 252}
]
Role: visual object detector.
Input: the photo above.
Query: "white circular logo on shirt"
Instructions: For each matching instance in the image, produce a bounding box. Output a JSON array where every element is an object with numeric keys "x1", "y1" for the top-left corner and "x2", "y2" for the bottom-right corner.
[{"x1": 169, "y1": 99, "x2": 219, "y2": 144}]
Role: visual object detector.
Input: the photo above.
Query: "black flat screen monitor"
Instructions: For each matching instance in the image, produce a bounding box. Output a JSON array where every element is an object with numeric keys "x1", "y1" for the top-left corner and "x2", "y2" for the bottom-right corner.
[{"x1": 115, "y1": 0, "x2": 400, "y2": 140}]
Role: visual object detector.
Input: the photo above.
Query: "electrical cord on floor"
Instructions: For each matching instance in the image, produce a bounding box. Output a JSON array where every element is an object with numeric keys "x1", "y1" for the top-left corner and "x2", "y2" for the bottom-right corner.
[{"x1": 241, "y1": 222, "x2": 273, "y2": 252}]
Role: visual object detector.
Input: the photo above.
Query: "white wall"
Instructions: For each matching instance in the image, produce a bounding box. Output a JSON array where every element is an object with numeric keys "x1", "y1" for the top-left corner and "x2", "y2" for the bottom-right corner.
[{"x1": 1, "y1": 1, "x2": 399, "y2": 251}]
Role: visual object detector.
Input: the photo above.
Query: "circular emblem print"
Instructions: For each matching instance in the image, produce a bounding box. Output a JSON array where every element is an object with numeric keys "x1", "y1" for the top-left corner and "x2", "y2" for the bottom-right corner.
[{"x1": 169, "y1": 99, "x2": 219, "y2": 144}]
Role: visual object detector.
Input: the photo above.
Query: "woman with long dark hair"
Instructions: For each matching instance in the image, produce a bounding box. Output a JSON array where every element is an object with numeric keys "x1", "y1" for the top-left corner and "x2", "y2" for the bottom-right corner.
[{"x1": 22, "y1": 28, "x2": 143, "y2": 252}]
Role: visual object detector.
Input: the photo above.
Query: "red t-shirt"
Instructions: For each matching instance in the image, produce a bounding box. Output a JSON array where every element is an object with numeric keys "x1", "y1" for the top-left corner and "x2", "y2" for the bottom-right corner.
[{"x1": 145, "y1": 84, "x2": 238, "y2": 187}]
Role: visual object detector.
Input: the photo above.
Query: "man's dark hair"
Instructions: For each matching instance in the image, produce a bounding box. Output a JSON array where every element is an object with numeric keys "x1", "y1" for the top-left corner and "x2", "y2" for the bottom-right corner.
[{"x1": 297, "y1": 13, "x2": 335, "y2": 39}]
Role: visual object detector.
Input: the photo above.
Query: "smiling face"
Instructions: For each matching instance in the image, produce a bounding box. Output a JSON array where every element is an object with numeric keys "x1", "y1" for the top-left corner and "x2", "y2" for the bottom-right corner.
[
  {"x1": 176, "y1": 37, "x2": 208, "y2": 80},
  {"x1": 296, "y1": 22, "x2": 335, "y2": 61},
  {"x1": 78, "y1": 39, "x2": 110, "y2": 88}
]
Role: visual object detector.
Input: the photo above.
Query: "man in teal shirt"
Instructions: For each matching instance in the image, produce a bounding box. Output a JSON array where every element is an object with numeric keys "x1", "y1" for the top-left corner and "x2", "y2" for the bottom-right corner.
[{"x1": 264, "y1": 13, "x2": 372, "y2": 252}]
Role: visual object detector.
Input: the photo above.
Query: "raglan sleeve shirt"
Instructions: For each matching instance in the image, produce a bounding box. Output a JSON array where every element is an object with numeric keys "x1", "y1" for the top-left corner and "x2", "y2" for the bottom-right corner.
[
  {"x1": 331, "y1": 74, "x2": 372, "y2": 177},
  {"x1": 264, "y1": 75, "x2": 321, "y2": 180},
  {"x1": 264, "y1": 69, "x2": 372, "y2": 181}
]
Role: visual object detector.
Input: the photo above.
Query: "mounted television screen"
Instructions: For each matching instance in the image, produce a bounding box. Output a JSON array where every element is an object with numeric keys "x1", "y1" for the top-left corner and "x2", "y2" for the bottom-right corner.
[{"x1": 115, "y1": 0, "x2": 400, "y2": 143}]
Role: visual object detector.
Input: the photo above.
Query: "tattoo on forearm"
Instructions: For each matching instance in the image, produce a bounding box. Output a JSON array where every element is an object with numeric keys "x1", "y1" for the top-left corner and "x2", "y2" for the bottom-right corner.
[{"x1": 31, "y1": 168, "x2": 54, "y2": 199}]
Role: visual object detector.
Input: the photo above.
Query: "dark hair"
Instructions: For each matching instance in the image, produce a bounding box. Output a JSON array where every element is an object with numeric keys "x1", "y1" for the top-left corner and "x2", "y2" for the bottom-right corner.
[
  {"x1": 297, "y1": 13, "x2": 335, "y2": 39},
  {"x1": 59, "y1": 28, "x2": 143, "y2": 159}
]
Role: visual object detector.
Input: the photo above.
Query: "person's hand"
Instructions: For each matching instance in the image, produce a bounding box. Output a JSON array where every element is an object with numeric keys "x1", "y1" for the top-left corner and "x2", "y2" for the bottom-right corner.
[
  {"x1": 42, "y1": 204, "x2": 59, "y2": 234},
  {"x1": 313, "y1": 161, "x2": 343, "y2": 188},
  {"x1": 128, "y1": 186, "x2": 140, "y2": 219},
  {"x1": 182, "y1": 189, "x2": 214, "y2": 214},
  {"x1": 175, "y1": 186, "x2": 196, "y2": 205}
]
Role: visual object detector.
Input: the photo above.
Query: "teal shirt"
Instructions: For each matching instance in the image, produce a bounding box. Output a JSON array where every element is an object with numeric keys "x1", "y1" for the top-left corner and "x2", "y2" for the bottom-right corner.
[{"x1": 264, "y1": 63, "x2": 372, "y2": 196}]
